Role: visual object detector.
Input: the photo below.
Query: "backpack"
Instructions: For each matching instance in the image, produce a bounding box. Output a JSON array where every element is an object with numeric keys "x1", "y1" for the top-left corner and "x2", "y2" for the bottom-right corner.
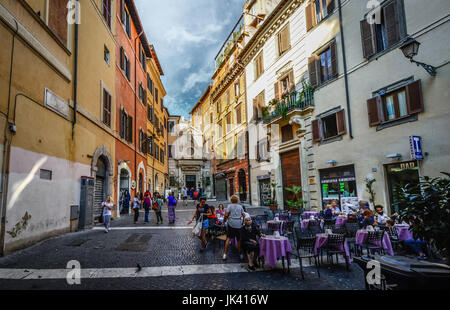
[{"x1": 152, "y1": 201, "x2": 159, "y2": 211}]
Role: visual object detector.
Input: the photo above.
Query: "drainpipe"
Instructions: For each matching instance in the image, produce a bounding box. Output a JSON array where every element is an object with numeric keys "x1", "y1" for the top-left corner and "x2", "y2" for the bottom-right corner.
[
  {"x1": 134, "y1": 30, "x2": 144, "y2": 195},
  {"x1": 338, "y1": 0, "x2": 353, "y2": 139},
  {"x1": 246, "y1": 130, "x2": 252, "y2": 206},
  {"x1": 0, "y1": 19, "x2": 18, "y2": 255},
  {"x1": 72, "y1": 14, "x2": 79, "y2": 140}
]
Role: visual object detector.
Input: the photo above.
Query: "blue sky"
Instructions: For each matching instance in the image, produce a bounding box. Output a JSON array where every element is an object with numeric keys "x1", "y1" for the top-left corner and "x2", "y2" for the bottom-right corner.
[{"x1": 134, "y1": 0, "x2": 245, "y2": 119}]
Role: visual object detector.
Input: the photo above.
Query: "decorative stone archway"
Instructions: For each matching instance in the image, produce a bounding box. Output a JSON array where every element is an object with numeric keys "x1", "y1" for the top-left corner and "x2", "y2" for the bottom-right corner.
[
  {"x1": 137, "y1": 161, "x2": 146, "y2": 194},
  {"x1": 91, "y1": 146, "x2": 114, "y2": 217}
]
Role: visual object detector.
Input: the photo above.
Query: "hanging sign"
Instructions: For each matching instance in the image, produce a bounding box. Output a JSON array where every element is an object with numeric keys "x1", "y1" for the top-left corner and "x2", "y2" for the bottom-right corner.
[{"x1": 409, "y1": 136, "x2": 423, "y2": 160}]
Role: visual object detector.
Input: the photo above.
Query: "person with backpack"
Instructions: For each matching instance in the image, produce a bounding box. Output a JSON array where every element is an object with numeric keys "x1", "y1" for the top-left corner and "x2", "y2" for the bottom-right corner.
[
  {"x1": 152, "y1": 193, "x2": 164, "y2": 224},
  {"x1": 193, "y1": 189, "x2": 199, "y2": 202},
  {"x1": 143, "y1": 192, "x2": 152, "y2": 224}
]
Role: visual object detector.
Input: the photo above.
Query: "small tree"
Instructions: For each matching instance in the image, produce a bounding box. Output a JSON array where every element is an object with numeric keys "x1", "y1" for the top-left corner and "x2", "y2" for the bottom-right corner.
[
  {"x1": 398, "y1": 173, "x2": 450, "y2": 264},
  {"x1": 285, "y1": 186, "x2": 307, "y2": 212}
]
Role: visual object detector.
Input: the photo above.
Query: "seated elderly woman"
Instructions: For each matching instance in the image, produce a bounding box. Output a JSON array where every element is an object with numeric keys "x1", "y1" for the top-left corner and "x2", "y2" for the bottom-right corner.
[{"x1": 240, "y1": 216, "x2": 265, "y2": 271}]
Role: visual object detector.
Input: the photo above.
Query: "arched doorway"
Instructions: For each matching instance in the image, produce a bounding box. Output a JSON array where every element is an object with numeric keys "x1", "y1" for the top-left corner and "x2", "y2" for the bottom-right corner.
[
  {"x1": 94, "y1": 156, "x2": 107, "y2": 220},
  {"x1": 139, "y1": 172, "x2": 143, "y2": 195},
  {"x1": 238, "y1": 169, "x2": 247, "y2": 203},
  {"x1": 119, "y1": 168, "x2": 130, "y2": 214},
  {"x1": 155, "y1": 174, "x2": 159, "y2": 193}
]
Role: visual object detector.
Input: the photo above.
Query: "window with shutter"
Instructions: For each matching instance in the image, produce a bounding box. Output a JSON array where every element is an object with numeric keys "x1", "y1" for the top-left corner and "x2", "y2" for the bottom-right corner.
[
  {"x1": 254, "y1": 52, "x2": 264, "y2": 80},
  {"x1": 330, "y1": 40, "x2": 338, "y2": 78},
  {"x1": 281, "y1": 125, "x2": 293, "y2": 143},
  {"x1": 308, "y1": 56, "x2": 319, "y2": 88},
  {"x1": 102, "y1": 89, "x2": 111, "y2": 127},
  {"x1": 278, "y1": 24, "x2": 290, "y2": 56},
  {"x1": 236, "y1": 105, "x2": 241, "y2": 124},
  {"x1": 336, "y1": 109, "x2": 346, "y2": 135},
  {"x1": 119, "y1": 109, "x2": 124, "y2": 138},
  {"x1": 405, "y1": 80, "x2": 423, "y2": 114},
  {"x1": 360, "y1": 19, "x2": 376, "y2": 59},
  {"x1": 120, "y1": 0, "x2": 125, "y2": 24},
  {"x1": 367, "y1": 97, "x2": 381, "y2": 127},
  {"x1": 274, "y1": 82, "x2": 280, "y2": 101},
  {"x1": 120, "y1": 47, "x2": 124, "y2": 70},
  {"x1": 312, "y1": 119, "x2": 321, "y2": 142},
  {"x1": 102, "y1": 0, "x2": 111, "y2": 28},
  {"x1": 383, "y1": 0, "x2": 400, "y2": 48}
]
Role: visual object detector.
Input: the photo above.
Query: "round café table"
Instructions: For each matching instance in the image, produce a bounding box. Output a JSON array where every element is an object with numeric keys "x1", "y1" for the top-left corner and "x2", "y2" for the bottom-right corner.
[
  {"x1": 395, "y1": 225, "x2": 414, "y2": 241},
  {"x1": 314, "y1": 233, "x2": 352, "y2": 264},
  {"x1": 355, "y1": 229, "x2": 394, "y2": 256},
  {"x1": 259, "y1": 235, "x2": 292, "y2": 273}
]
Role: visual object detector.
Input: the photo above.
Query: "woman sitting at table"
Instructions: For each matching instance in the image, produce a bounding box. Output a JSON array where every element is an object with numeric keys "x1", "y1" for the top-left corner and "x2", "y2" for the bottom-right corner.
[
  {"x1": 323, "y1": 204, "x2": 333, "y2": 220},
  {"x1": 331, "y1": 200, "x2": 341, "y2": 217},
  {"x1": 359, "y1": 209, "x2": 375, "y2": 228},
  {"x1": 240, "y1": 216, "x2": 265, "y2": 271}
]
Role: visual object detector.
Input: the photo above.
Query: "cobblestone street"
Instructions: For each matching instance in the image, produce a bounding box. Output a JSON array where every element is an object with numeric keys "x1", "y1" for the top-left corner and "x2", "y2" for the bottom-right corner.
[{"x1": 0, "y1": 201, "x2": 365, "y2": 290}]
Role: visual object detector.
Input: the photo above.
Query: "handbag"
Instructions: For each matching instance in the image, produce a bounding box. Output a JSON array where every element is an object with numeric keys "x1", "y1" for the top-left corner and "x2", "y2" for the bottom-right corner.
[
  {"x1": 152, "y1": 202, "x2": 159, "y2": 211},
  {"x1": 192, "y1": 220, "x2": 202, "y2": 237}
]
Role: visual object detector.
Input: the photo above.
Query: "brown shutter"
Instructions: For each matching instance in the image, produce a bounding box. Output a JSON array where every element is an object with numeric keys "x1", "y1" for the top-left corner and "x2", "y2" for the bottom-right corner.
[
  {"x1": 384, "y1": 0, "x2": 400, "y2": 48},
  {"x1": 281, "y1": 125, "x2": 293, "y2": 143},
  {"x1": 119, "y1": 109, "x2": 124, "y2": 138},
  {"x1": 360, "y1": 19, "x2": 376, "y2": 59},
  {"x1": 367, "y1": 97, "x2": 381, "y2": 126},
  {"x1": 327, "y1": 0, "x2": 335, "y2": 15},
  {"x1": 126, "y1": 59, "x2": 130, "y2": 80},
  {"x1": 274, "y1": 82, "x2": 280, "y2": 100},
  {"x1": 406, "y1": 80, "x2": 424, "y2": 114},
  {"x1": 336, "y1": 109, "x2": 346, "y2": 135},
  {"x1": 120, "y1": 47, "x2": 124, "y2": 69},
  {"x1": 106, "y1": 92, "x2": 111, "y2": 127},
  {"x1": 288, "y1": 70, "x2": 295, "y2": 91},
  {"x1": 312, "y1": 119, "x2": 321, "y2": 142},
  {"x1": 308, "y1": 56, "x2": 319, "y2": 88},
  {"x1": 306, "y1": 2, "x2": 315, "y2": 31},
  {"x1": 120, "y1": 0, "x2": 125, "y2": 23},
  {"x1": 127, "y1": 116, "x2": 133, "y2": 142},
  {"x1": 330, "y1": 40, "x2": 338, "y2": 78}
]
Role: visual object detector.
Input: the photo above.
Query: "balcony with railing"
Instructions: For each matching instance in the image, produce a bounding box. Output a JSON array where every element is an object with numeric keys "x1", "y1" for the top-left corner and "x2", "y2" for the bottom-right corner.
[
  {"x1": 214, "y1": 15, "x2": 245, "y2": 70},
  {"x1": 262, "y1": 87, "x2": 314, "y2": 124}
]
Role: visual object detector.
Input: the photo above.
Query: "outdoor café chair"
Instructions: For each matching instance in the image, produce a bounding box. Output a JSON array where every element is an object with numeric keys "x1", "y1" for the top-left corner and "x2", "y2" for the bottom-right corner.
[
  {"x1": 322, "y1": 233, "x2": 349, "y2": 271},
  {"x1": 363, "y1": 230, "x2": 385, "y2": 256},
  {"x1": 293, "y1": 232, "x2": 320, "y2": 280},
  {"x1": 384, "y1": 226, "x2": 402, "y2": 253},
  {"x1": 308, "y1": 220, "x2": 323, "y2": 236},
  {"x1": 345, "y1": 222, "x2": 360, "y2": 256},
  {"x1": 323, "y1": 219, "x2": 336, "y2": 231}
]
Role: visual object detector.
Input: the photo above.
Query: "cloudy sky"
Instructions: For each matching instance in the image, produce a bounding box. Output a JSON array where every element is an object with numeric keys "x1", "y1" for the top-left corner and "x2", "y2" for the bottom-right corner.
[{"x1": 134, "y1": 0, "x2": 245, "y2": 119}]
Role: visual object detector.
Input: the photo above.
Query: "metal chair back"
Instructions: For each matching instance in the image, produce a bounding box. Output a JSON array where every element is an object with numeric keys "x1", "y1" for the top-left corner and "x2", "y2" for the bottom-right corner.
[{"x1": 326, "y1": 233, "x2": 345, "y2": 249}]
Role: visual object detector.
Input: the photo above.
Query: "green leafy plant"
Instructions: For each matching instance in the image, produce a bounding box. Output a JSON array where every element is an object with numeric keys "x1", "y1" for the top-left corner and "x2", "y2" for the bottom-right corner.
[
  {"x1": 285, "y1": 186, "x2": 307, "y2": 211},
  {"x1": 268, "y1": 183, "x2": 277, "y2": 205},
  {"x1": 397, "y1": 173, "x2": 450, "y2": 264},
  {"x1": 365, "y1": 177, "x2": 376, "y2": 207}
]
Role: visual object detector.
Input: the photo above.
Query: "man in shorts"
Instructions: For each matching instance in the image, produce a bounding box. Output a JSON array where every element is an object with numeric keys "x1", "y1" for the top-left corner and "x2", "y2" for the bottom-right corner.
[{"x1": 223, "y1": 195, "x2": 246, "y2": 261}]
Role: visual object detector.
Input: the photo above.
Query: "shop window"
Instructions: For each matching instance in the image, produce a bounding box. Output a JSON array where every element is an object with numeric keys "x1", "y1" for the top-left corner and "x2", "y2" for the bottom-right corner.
[{"x1": 320, "y1": 165, "x2": 357, "y2": 210}]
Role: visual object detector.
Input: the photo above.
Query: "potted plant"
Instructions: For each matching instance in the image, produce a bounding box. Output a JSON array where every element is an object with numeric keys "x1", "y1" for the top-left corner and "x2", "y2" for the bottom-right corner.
[
  {"x1": 285, "y1": 185, "x2": 307, "y2": 214},
  {"x1": 365, "y1": 176, "x2": 376, "y2": 208},
  {"x1": 398, "y1": 173, "x2": 450, "y2": 265},
  {"x1": 269, "y1": 183, "x2": 278, "y2": 211}
]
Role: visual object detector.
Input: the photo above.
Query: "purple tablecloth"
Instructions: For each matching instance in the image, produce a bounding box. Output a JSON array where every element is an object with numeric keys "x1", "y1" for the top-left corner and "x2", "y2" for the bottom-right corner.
[
  {"x1": 314, "y1": 234, "x2": 352, "y2": 264},
  {"x1": 266, "y1": 220, "x2": 284, "y2": 234},
  {"x1": 336, "y1": 217, "x2": 348, "y2": 226},
  {"x1": 259, "y1": 236, "x2": 292, "y2": 269},
  {"x1": 303, "y1": 211, "x2": 319, "y2": 218},
  {"x1": 396, "y1": 225, "x2": 414, "y2": 241},
  {"x1": 355, "y1": 230, "x2": 394, "y2": 256}
]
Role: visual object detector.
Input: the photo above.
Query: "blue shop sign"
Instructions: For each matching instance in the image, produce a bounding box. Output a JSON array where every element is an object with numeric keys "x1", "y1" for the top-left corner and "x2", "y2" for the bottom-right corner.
[{"x1": 409, "y1": 136, "x2": 423, "y2": 160}]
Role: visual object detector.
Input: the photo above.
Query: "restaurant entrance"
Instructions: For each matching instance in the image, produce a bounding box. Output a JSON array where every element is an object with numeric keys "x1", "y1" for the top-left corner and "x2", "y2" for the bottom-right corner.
[
  {"x1": 280, "y1": 149, "x2": 301, "y2": 209},
  {"x1": 385, "y1": 161, "x2": 420, "y2": 214},
  {"x1": 319, "y1": 165, "x2": 358, "y2": 212}
]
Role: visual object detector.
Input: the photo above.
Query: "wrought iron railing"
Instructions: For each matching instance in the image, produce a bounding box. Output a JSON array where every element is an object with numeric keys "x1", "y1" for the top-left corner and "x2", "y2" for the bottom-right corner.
[
  {"x1": 215, "y1": 15, "x2": 245, "y2": 69},
  {"x1": 262, "y1": 88, "x2": 314, "y2": 124}
]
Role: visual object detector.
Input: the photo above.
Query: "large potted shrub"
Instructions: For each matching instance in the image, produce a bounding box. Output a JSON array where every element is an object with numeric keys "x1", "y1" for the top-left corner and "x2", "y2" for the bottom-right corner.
[
  {"x1": 285, "y1": 186, "x2": 307, "y2": 214},
  {"x1": 398, "y1": 172, "x2": 450, "y2": 264}
]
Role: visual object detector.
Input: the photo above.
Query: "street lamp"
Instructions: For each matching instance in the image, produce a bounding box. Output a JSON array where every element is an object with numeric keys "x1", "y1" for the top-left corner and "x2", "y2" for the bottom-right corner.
[{"x1": 400, "y1": 38, "x2": 437, "y2": 76}]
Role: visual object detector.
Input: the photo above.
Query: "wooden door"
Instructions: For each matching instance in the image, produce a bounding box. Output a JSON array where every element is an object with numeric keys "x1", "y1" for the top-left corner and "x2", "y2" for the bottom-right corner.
[{"x1": 280, "y1": 149, "x2": 301, "y2": 208}]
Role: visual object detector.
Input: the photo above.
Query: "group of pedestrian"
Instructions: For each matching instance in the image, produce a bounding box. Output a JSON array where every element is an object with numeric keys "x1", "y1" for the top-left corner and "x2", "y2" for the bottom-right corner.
[
  {"x1": 100, "y1": 191, "x2": 178, "y2": 231},
  {"x1": 188, "y1": 195, "x2": 265, "y2": 271}
]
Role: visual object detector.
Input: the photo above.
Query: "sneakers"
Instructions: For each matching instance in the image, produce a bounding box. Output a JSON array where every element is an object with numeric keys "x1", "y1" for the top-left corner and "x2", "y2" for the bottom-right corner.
[
  {"x1": 104, "y1": 228, "x2": 108, "y2": 233},
  {"x1": 222, "y1": 254, "x2": 227, "y2": 260}
]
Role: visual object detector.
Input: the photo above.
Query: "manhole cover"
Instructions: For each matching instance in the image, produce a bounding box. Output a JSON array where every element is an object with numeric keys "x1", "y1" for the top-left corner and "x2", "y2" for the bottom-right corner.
[
  {"x1": 68, "y1": 239, "x2": 90, "y2": 247},
  {"x1": 115, "y1": 233, "x2": 152, "y2": 252}
]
